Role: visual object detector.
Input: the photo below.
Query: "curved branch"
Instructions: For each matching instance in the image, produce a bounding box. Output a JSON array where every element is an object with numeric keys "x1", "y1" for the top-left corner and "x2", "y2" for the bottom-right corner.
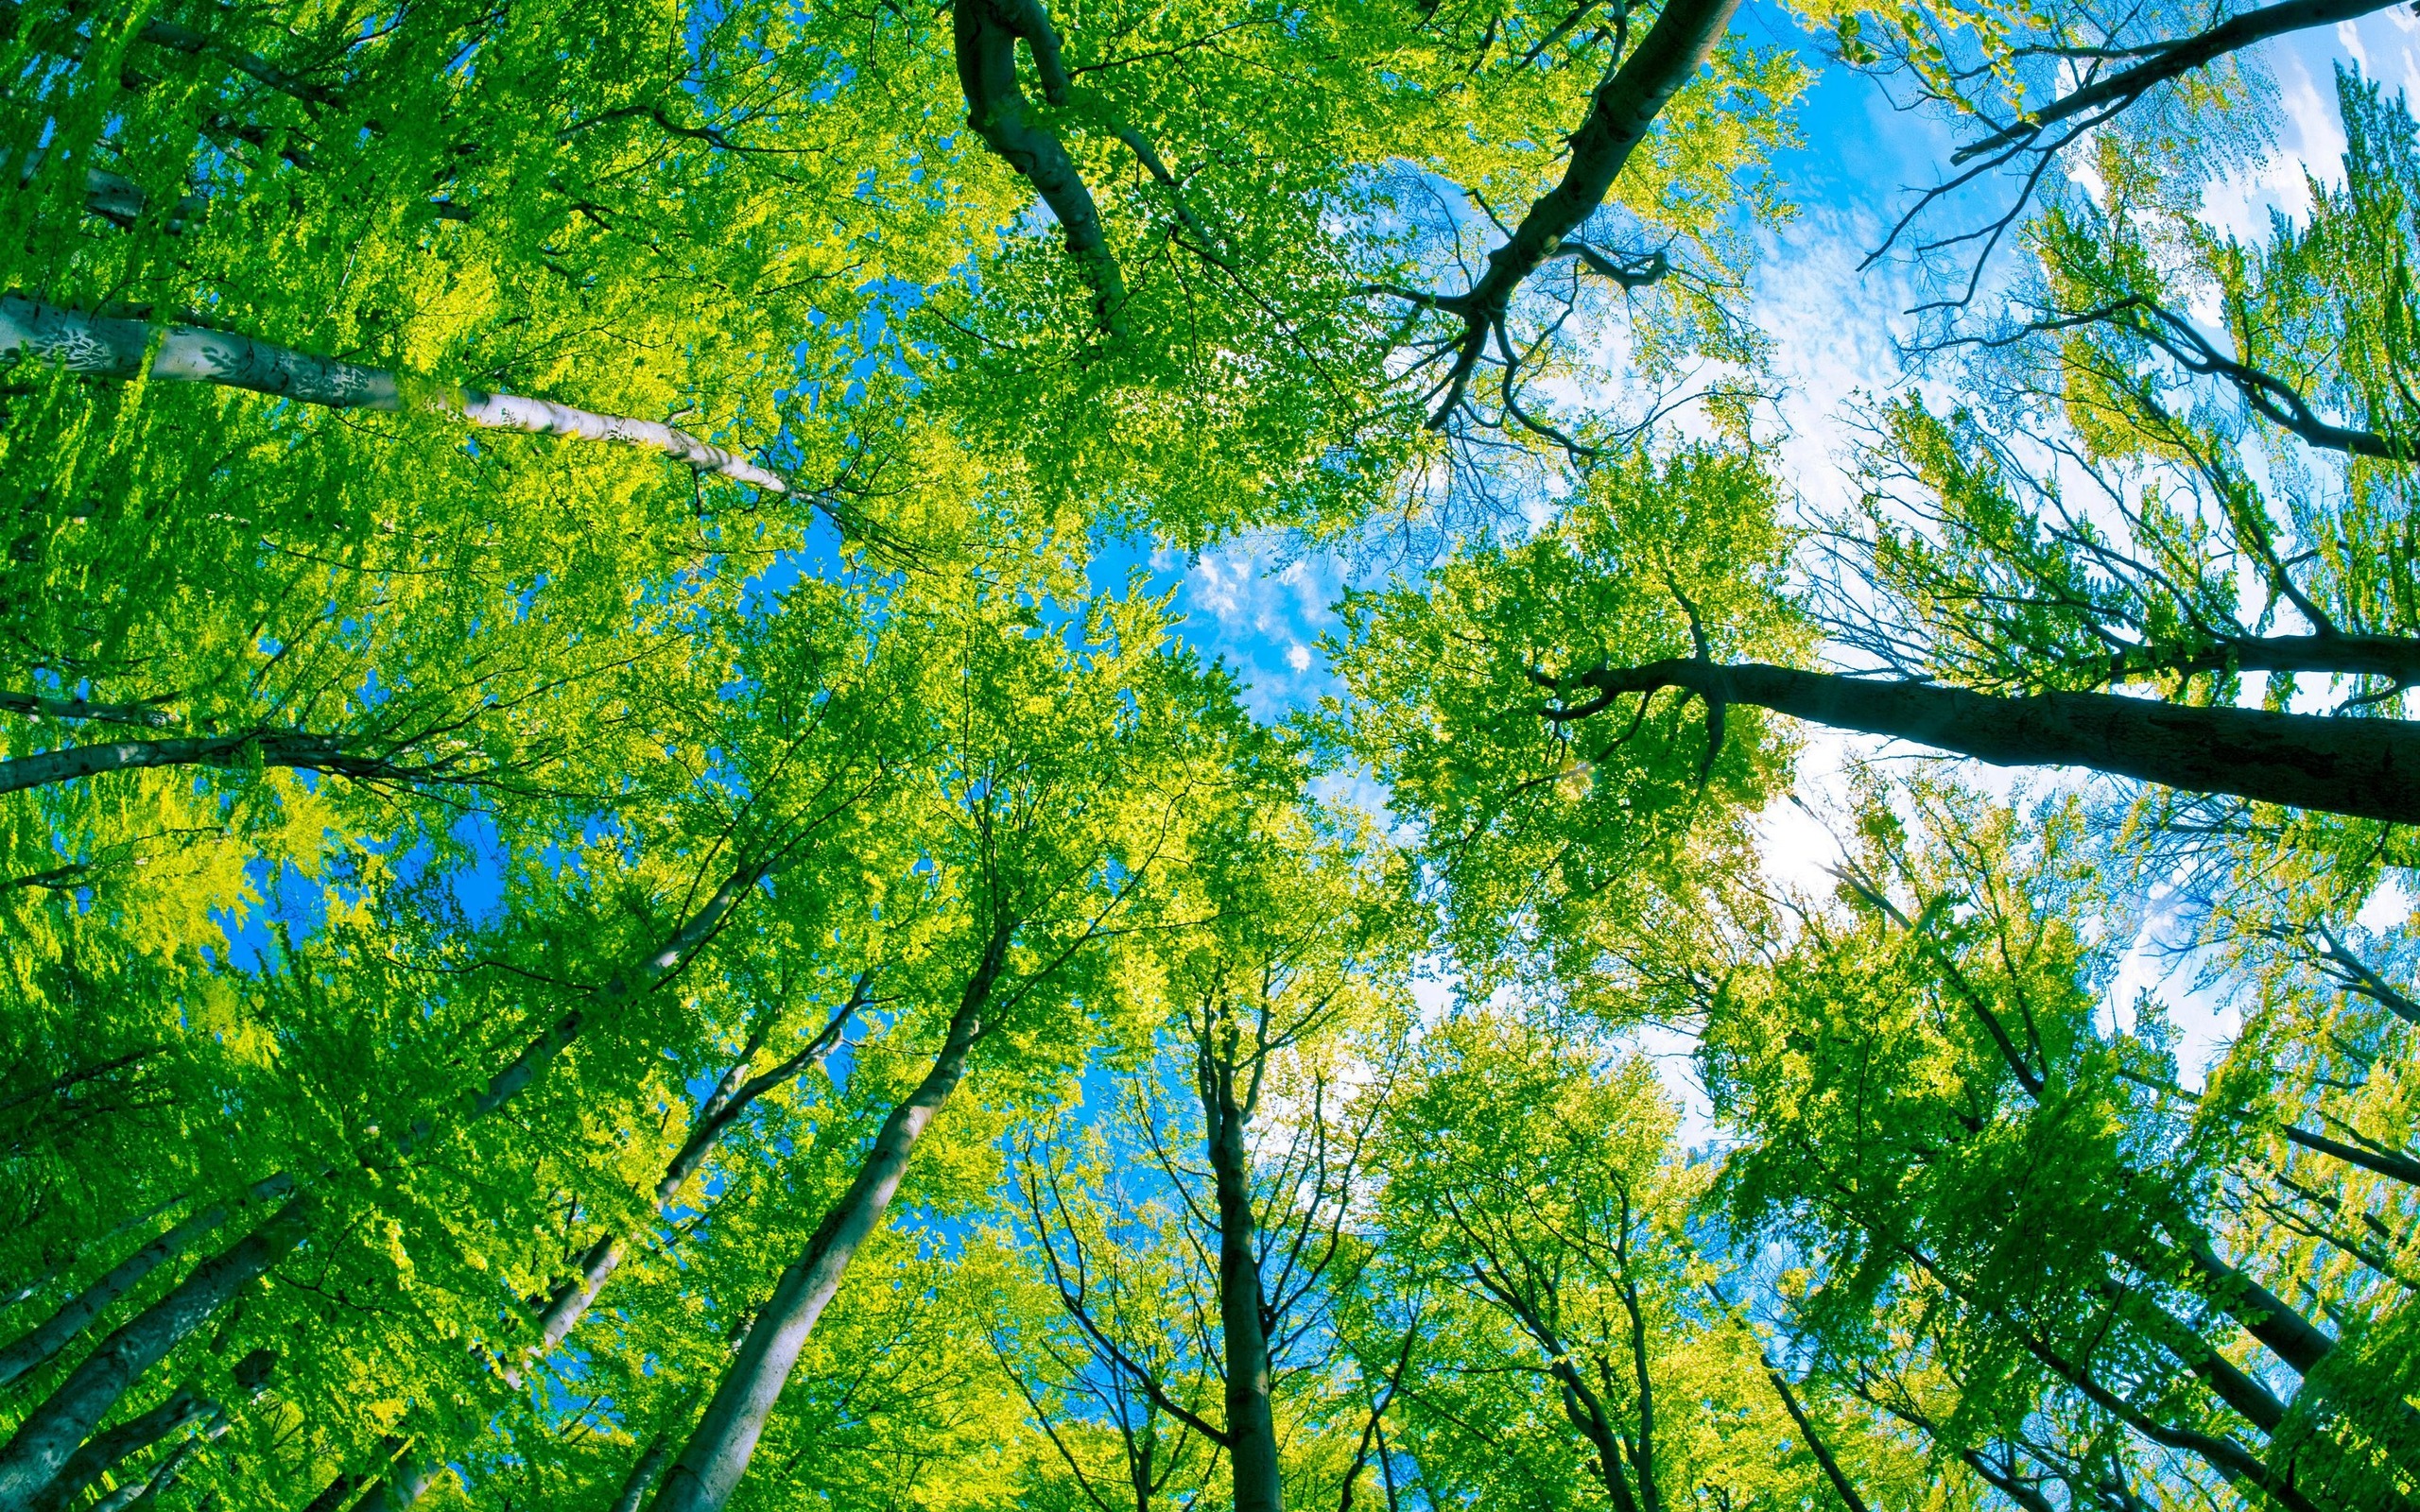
[
  {"x1": 1950, "y1": 0, "x2": 2408, "y2": 165},
  {"x1": 1398, "y1": 0, "x2": 1740, "y2": 425},
  {"x1": 956, "y1": 0, "x2": 1127, "y2": 335}
]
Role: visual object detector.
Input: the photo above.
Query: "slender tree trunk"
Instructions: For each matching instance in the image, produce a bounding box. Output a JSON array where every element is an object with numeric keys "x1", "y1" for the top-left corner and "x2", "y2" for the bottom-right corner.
[
  {"x1": 0, "y1": 296, "x2": 788, "y2": 493},
  {"x1": 0, "y1": 1193, "x2": 317, "y2": 1507},
  {"x1": 1201, "y1": 1064, "x2": 1281, "y2": 1512},
  {"x1": 955, "y1": 0, "x2": 1127, "y2": 334},
  {"x1": 0, "y1": 1177, "x2": 291, "y2": 1387},
  {"x1": 2284, "y1": 1124, "x2": 2420, "y2": 1187},
  {"x1": 1412, "y1": 0, "x2": 1740, "y2": 417},
  {"x1": 2105, "y1": 1279, "x2": 2290, "y2": 1433},
  {"x1": 649, "y1": 939, "x2": 1006, "y2": 1512},
  {"x1": 0, "y1": 864, "x2": 770, "y2": 1508},
  {"x1": 0, "y1": 730, "x2": 445, "y2": 799},
  {"x1": 21, "y1": 1385, "x2": 206, "y2": 1512},
  {"x1": 1554, "y1": 660, "x2": 2420, "y2": 825},
  {"x1": 1760, "y1": 1368, "x2": 1870, "y2": 1512},
  {"x1": 89, "y1": 1435, "x2": 198, "y2": 1512},
  {"x1": 352, "y1": 1452, "x2": 441, "y2": 1512},
  {"x1": 516, "y1": 986, "x2": 861, "y2": 1377},
  {"x1": 1616, "y1": 1272, "x2": 1661, "y2": 1512},
  {"x1": 610, "y1": 1429, "x2": 675, "y2": 1512}
]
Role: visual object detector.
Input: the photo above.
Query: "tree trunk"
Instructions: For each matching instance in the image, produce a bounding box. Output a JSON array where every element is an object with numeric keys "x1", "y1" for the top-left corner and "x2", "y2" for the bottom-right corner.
[
  {"x1": 89, "y1": 1435, "x2": 199, "y2": 1512},
  {"x1": 22, "y1": 1384, "x2": 207, "y2": 1512},
  {"x1": 352, "y1": 1452, "x2": 442, "y2": 1512},
  {"x1": 0, "y1": 1193, "x2": 317, "y2": 1506},
  {"x1": 0, "y1": 296, "x2": 787, "y2": 493},
  {"x1": 1202, "y1": 1066, "x2": 1282, "y2": 1512},
  {"x1": 2179, "y1": 1239, "x2": 2336, "y2": 1379},
  {"x1": 0, "y1": 1177, "x2": 291, "y2": 1388},
  {"x1": 0, "y1": 729, "x2": 456, "y2": 799},
  {"x1": 2283, "y1": 1124, "x2": 2420, "y2": 1187},
  {"x1": 1759, "y1": 1368, "x2": 1870, "y2": 1512},
  {"x1": 648, "y1": 940, "x2": 1005, "y2": 1512},
  {"x1": 1413, "y1": 0, "x2": 1740, "y2": 417},
  {"x1": 609, "y1": 1429, "x2": 674, "y2": 1512},
  {"x1": 516, "y1": 987, "x2": 861, "y2": 1377},
  {"x1": 1554, "y1": 660, "x2": 2420, "y2": 825},
  {"x1": 955, "y1": 0, "x2": 1127, "y2": 335}
]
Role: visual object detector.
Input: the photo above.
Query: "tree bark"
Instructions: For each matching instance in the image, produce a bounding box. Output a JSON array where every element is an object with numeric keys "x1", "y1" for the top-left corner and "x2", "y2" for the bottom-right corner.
[
  {"x1": 609, "y1": 1429, "x2": 675, "y2": 1512},
  {"x1": 0, "y1": 1177, "x2": 290, "y2": 1389},
  {"x1": 0, "y1": 1192, "x2": 318, "y2": 1508},
  {"x1": 0, "y1": 730, "x2": 465, "y2": 798},
  {"x1": 0, "y1": 296, "x2": 788, "y2": 493},
  {"x1": 1551, "y1": 659, "x2": 2420, "y2": 825},
  {"x1": 21, "y1": 1384, "x2": 206, "y2": 1512},
  {"x1": 1201, "y1": 1055, "x2": 1282, "y2": 1512},
  {"x1": 89, "y1": 1435, "x2": 199, "y2": 1512},
  {"x1": 518, "y1": 990, "x2": 859, "y2": 1375},
  {"x1": 2283, "y1": 1124, "x2": 2420, "y2": 1187},
  {"x1": 1759, "y1": 1368, "x2": 1870, "y2": 1512},
  {"x1": 1415, "y1": 0, "x2": 1741, "y2": 419},
  {"x1": 352, "y1": 1451, "x2": 442, "y2": 1512},
  {"x1": 2179, "y1": 1239, "x2": 2336, "y2": 1379},
  {"x1": 2131, "y1": 632, "x2": 2420, "y2": 687},
  {"x1": 954, "y1": 0, "x2": 1126, "y2": 335},
  {"x1": 648, "y1": 937, "x2": 1008, "y2": 1512}
]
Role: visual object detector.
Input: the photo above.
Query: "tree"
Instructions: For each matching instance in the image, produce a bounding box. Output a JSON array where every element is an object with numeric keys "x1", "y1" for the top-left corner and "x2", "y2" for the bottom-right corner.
[
  {"x1": 1372, "y1": 1010, "x2": 1875, "y2": 1512},
  {"x1": 648, "y1": 585, "x2": 1271, "y2": 1512},
  {"x1": 1703, "y1": 781, "x2": 2420, "y2": 1512},
  {"x1": 997, "y1": 801, "x2": 1412, "y2": 1512}
]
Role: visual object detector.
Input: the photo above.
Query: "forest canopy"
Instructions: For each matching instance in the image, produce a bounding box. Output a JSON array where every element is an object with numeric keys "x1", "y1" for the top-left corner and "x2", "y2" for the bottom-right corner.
[{"x1": 3, "y1": 2, "x2": 2418, "y2": 1511}]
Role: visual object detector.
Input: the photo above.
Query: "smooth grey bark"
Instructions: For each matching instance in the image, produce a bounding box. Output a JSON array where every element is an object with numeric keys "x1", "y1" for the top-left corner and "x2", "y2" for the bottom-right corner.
[
  {"x1": 0, "y1": 1176, "x2": 290, "y2": 1387},
  {"x1": 0, "y1": 1199, "x2": 185, "y2": 1320},
  {"x1": 1198, "y1": 1035, "x2": 1281, "y2": 1512},
  {"x1": 0, "y1": 296, "x2": 789, "y2": 493},
  {"x1": 0, "y1": 729, "x2": 470, "y2": 798},
  {"x1": 353, "y1": 1451, "x2": 442, "y2": 1512},
  {"x1": 0, "y1": 862, "x2": 771, "y2": 1508},
  {"x1": 25, "y1": 1349, "x2": 268, "y2": 1512},
  {"x1": 1547, "y1": 659, "x2": 2420, "y2": 825},
  {"x1": 87, "y1": 1435, "x2": 197, "y2": 1512},
  {"x1": 609, "y1": 1429, "x2": 675, "y2": 1512},
  {"x1": 0, "y1": 1193, "x2": 319, "y2": 1509},
  {"x1": 0, "y1": 692, "x2": 176, "y2": 730},
  {"x1": 21, "y1": 1385, "x2": 206, "y2": 1512},
  {"x1": 649, "y1": 936, "x2": 1009, "y2": 1512}
]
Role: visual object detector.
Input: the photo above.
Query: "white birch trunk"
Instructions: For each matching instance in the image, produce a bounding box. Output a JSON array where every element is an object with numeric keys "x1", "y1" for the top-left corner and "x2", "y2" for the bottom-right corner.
[{"x1": 0, "y1": 296, "x2": 789, "y2": 493}]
